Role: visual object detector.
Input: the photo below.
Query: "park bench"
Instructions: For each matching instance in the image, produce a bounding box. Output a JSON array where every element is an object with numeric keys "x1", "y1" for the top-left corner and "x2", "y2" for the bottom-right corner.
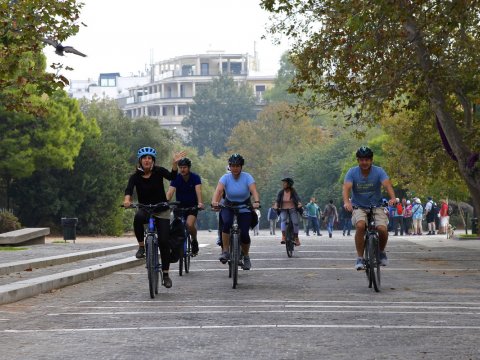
[{"x1": 0, "y1": 228, "x2": 50, "y2": 245}]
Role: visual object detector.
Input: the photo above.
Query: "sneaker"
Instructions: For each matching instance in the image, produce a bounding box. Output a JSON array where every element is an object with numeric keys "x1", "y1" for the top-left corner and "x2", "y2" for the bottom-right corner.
[
  {"x1": 379, "y1": 252, "x2": 389, "y2": 266},
  {"x1": 294, "y1": 237, "x2": 301, "y2": 246},
  {"x1": 191, "y1": 239, "x2": 199, "y2": 256},
  {"x1": 219, "y1": 251, "x2": 230, "y2": 264},
  {"x1": 242, "y1": 255, "x2": 251, "y2": 270},
  {"x1": 329, "y1": 233, "x2": 332, "y2": 238},
  {"x1": 355, "y1": 257, "x2": 365, "y2": 271},
  {"x1": 162, "y1": 274, "x2": 172, "y2": 288},
  {"x1": 135, "y1": 246, "x2": 145, "y2": 259},
  {"x1": 216, "y1": 238, "x2": 222, "y2": 247}
]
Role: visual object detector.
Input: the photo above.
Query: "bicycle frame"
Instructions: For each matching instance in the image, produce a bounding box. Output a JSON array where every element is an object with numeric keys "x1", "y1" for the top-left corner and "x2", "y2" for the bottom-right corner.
[
  {"x1": 173, "y1": 206, "x2": 202, "y2": 276},
  {"x1": 216, "y1": 203, "x2": 252, "y2": 288}
]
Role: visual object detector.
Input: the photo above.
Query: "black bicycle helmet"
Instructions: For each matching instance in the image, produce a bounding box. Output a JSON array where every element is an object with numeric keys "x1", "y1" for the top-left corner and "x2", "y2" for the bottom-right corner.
[
  {"x1": 356, "y1": 146, "x2": 373, "y2": 159},
  {"x1": 228, "y1": 153, "x2": 245, "y2": 166},
  {"x1": 137, "y1": 146, "x2": 157, "y2": 160},
  {"x1": 281, "y1": 177, "x2": 294, "y2": 187},
  {"x1": 178, "y1": 157, "x2": 192, "y2": 167}
]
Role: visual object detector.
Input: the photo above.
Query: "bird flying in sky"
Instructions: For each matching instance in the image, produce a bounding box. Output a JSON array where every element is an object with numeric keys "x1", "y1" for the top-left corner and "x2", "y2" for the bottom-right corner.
[{"x1": 42, "y1": 38, "x2": 87, "y2": 57}]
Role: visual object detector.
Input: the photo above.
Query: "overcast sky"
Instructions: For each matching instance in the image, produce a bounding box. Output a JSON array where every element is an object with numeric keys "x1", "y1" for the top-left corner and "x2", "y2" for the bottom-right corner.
[{"x1": 43, "y1": 0, "x2": 289, "y2": 81}]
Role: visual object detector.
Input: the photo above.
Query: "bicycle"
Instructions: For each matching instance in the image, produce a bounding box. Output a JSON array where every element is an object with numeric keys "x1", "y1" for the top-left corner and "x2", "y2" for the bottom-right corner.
[
  {"x1": 357, "y1": 205, "x2": 382, "y2": 292},
  {"x1": 123, "y1": 202, "x2": 178, "y2": 298},
  {"x1": 172, "y1": 206, "x2": 203, "y2": 276},
  {"x1": 215, "y1": 203, "x2": 256, "y2": 289},
  {"x1": 283, "y1": 209, "x2": 295, "y2": 258}
]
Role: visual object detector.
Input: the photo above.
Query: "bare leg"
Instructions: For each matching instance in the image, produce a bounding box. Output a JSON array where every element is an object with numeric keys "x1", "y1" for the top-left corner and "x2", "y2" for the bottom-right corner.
[{"x1": 355, "y1": 220, "x2": 366, "y2": 257}]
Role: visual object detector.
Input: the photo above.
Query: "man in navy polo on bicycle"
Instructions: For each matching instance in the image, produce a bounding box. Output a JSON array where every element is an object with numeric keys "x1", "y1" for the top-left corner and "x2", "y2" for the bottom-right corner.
[
  {"x1": 166, "y1": 157, "x2": 204, "y2": 256},
  {"x1": 342, "y1": 146, "x2": 396, "y2": 270}
]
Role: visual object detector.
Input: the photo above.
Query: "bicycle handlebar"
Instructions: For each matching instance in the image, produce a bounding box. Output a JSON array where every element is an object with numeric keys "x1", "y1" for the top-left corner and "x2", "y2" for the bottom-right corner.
[{"x1": 121, "y1": 202, "x2": 181, "y2": 210}]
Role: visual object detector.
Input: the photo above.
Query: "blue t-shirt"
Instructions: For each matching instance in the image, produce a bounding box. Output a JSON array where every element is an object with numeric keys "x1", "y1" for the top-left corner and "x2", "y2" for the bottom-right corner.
[
  {"x1": 344, "y1": 165, "x2": 389, "y2": 208},
  {"x1": 220, "y1": 172, "x2": 255, "y2": 212},
  {"x1": 170, "y1": 172, "x2": 202, "y2": 206}
]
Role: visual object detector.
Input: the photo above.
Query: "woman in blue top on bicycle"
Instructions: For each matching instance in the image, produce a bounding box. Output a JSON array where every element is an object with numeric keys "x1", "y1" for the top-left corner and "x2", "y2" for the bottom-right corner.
[
  {"x1": 124, "y1": 146, "x2": 186, "y2": 288},
  {"x1": 211, "y1": 154, "x2": 260, "y2": 271}
]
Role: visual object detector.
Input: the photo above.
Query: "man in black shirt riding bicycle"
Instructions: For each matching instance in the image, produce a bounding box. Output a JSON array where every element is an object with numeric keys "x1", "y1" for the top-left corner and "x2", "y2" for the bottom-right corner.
[{"x1": 166, "y1": 157, "x2": 204, "y2": 256}]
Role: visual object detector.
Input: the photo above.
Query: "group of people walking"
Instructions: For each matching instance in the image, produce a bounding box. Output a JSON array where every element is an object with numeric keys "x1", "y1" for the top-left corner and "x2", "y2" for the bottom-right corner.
[{"x1": 387, "y1": 197, "x2": 451, "y2": 236}]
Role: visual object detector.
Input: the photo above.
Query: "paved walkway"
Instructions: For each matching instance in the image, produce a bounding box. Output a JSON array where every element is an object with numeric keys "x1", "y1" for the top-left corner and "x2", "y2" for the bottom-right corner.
[{"x1": 1, "y1": 230, "x2": 478, "y2": 263}]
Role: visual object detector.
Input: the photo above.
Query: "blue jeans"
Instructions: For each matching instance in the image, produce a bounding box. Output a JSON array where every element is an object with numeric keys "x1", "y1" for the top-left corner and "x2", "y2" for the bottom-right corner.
[
  {"x1": 342, "y1": 218, "x2": 351, "y2": 235},
  {"x1": 326, "y1": 216, "x2": 335, "y2": 235},
  {"x1": 306, "y1": 216, "x2": 320, "y2": 235}
]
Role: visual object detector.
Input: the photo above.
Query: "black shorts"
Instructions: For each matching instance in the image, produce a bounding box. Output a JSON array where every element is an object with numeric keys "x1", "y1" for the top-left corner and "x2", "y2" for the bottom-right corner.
[{"x1": 174, "y1": 208, "x2": 198, "y2": 219}]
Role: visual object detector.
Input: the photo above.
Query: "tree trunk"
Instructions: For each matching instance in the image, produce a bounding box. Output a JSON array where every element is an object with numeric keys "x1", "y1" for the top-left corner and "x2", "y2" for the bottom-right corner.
[{"x1": 401, "y1": 11, "x2": 480, "y2": 217}]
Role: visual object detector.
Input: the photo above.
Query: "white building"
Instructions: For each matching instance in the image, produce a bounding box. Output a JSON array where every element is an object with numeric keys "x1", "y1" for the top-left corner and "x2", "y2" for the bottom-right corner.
[
  {"x1": 67, "y1": 52, "x2": 276, "y2": 134},
  {"x1": 68, "y1": 73, "x2": 150, "y2": 100},
  {"x1": 121, "y1": 52, "x2": 276, "y2": 132}
]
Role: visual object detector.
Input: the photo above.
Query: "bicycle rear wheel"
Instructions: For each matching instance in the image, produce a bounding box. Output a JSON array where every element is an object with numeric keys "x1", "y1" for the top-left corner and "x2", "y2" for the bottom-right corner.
[
  {"x1": 286, "y1": 222, "x2": 294, "y2": 258},
  {"x1": 231, "y1": 232, "x2": 239, "y2": 289},
  {"x1": 146, "y1": 235, "x2": 159, "y2": 298}
]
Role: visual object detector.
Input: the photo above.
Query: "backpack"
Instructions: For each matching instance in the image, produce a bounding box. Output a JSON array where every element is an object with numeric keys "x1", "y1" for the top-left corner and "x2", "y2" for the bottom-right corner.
[{"x1": 396, "y1": 203, "x2": 403, "y2": 215}]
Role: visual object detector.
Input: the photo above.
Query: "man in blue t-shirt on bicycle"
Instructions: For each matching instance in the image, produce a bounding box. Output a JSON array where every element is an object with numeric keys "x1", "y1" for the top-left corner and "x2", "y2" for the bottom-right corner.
[
  {"x1": 166, "y1": 157, "x2": 204, "y2": 256},
  {"x1": 342, "y1": 146, "x2": 396, "y2": 271}
]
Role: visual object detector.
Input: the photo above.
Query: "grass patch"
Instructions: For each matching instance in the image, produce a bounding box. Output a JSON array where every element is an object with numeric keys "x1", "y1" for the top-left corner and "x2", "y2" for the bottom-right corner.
[
  {"x1": 458, "y1": 234, "x2": 480, "y2": 239},
  {"x1": 0, "y1": 246, "x2": 28, "y2": 251},
  {"x1": 51, "y1": 240, "x2": 69, "y2": 244}
]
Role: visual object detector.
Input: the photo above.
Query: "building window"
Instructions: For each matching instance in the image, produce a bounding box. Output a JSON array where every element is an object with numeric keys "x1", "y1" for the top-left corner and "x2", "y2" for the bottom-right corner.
[
  {"x1": 201, "y1": 63, "x2": 209, "y2": 76},
  {"x1": 178, "y1": 105, "x2": 189, "y2": 115},
  {"x1": 100, "y1": 77, "x2": 116, "y2": 87},
  {"x1": 255, "y1": 85, "x2": 266, "y2": 92}
]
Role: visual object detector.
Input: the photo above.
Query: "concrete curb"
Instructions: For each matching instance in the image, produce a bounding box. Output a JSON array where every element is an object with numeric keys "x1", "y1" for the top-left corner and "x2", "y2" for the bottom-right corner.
[
  {"x1": 0, "y1": 257, "x2": 143, "y2": 305},
  {"x1": 0, "y1": 244, "x2": 137, "y2": 275}
]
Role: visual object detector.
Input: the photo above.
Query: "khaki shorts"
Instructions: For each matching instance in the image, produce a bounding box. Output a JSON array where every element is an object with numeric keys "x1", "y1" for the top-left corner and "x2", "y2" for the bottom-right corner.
[{"x1": 352, "y1": 207, "x2": 388, "y2": 228}]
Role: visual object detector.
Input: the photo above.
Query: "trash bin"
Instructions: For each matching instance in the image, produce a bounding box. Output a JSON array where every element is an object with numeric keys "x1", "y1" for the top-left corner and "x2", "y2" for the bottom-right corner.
[
  {"x1": 471, "y1": 217, "x2": 478, "y2": 235},
  {"x1": 61, "y1": 217, "x2": 78, "y2": 242}
]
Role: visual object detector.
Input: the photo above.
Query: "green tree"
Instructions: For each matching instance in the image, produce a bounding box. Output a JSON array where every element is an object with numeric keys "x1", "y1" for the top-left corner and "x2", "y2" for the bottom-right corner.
[
  {"x1": 0, "y1": 0, "x2": 84, "y2": 115},
  {"x1": 261, "y1": 0, "x2": 480, "y2": 214},
  {"x1": 264, "y1": 52, "x2": 300, "y2": 104},
  {"x1": 0, "y1": 90, "x2": 96, "y2": 208},
  {"x1": 227, "y1": 102, "x2": 324, "y2": 190},
  {"x1": 182, "y1": 75, "x2": 256, "y2": 155}
]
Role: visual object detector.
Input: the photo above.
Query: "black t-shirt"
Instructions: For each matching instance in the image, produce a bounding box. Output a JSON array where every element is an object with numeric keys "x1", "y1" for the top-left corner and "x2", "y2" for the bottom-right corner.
[{"x1": 124, "y1": 166, "x2": 177, "y2": 204}]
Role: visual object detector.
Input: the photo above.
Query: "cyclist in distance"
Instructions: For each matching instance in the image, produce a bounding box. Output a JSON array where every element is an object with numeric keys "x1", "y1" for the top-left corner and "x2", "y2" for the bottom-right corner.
[
  {"x1": 124, "y1": 146, "x2": 186, "y2": 288},
  {"x1": 211, "y1": 154, "x2": 260, "y2": 270},
  {"x1": 274, "y1": 177, "x2": 303, "y2": 246},
  {"x1": 342, "y1": 146, "x2": 396, "y2": 270},
  {"x1": 166, "y1": 157, "x2": 204, "y2": 256}
]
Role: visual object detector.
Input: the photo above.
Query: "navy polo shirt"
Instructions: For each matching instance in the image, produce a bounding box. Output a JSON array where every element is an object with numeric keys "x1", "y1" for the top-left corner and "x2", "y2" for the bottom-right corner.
[{"x1": 170, "y1": 172, "x2": 202, "y2": 206}]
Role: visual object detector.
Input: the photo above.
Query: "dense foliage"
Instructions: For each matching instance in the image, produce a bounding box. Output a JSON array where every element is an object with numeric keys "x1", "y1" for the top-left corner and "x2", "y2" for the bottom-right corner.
[
  {"x1": 261, "y1": 0, "x2": 480, "y2": 214},
  {"x1": 182, "y1": 76, "x2": 257, "y2": 155}
]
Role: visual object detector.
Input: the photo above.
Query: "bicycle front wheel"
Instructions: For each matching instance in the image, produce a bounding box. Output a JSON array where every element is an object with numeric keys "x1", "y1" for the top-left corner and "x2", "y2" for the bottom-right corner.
[
  {"x1": 178, "y1": 244, "x2": 184, "y2": 276},
  {"x1": 372, "y1": 235, "x2": 381, "y2": 291},
  {"x1": 231, "y1": 232, "x2": 239, "y2": 289},
  {"x1": 286, "y1": 222, "x2": 294, "y2": 258},
  {"x1": 184, "y1": 234, "x2": 191, "y2": 274},
  {"x1": 365, "y1": 234, "x2": 380, "y2": 292},
  {"x1": 146, "y1": 235, "x2": 159, "y2": 298}
]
